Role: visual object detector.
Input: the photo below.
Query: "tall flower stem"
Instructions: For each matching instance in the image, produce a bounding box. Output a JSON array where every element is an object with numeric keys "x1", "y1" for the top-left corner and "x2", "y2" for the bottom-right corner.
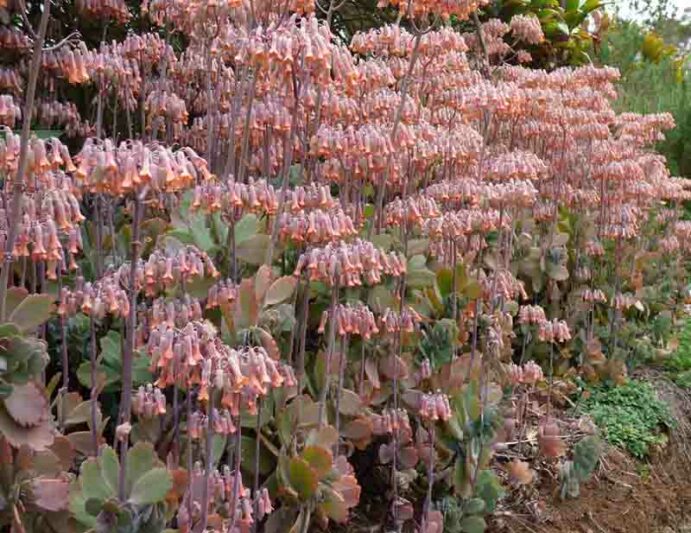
[
  {"x1": 89, "y1": 317, "x2": 100, "y2": 456},
  {"x1": 0, "y1": 0, "x2": 51, "y2": 321},
  {"x1": 318, "y1": 279, "x2": 340, "y2": 428},
  {"x1": 118, "y1": 194, "x2": 143, "y2": 501},
  {"x1": 199, "y1": 388, "x2": 215, "y2": 532}
]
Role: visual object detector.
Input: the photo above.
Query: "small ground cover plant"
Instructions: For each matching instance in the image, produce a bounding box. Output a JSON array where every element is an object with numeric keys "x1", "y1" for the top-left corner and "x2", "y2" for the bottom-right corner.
[{"x1": 578, "y1": 380, "x2": 675, "y2": 458}]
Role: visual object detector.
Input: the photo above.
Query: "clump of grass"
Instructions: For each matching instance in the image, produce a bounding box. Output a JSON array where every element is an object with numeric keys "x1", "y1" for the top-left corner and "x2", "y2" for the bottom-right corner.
[
  {"x1": 664, "y1": 319, "x2": 691, "y2": 387},
  {"x1": 579, "y1": 380, "x2": 675, "y2": 458}
]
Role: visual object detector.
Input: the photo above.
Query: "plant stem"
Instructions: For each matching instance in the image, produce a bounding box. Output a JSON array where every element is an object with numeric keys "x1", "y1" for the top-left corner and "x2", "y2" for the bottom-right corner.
[
  {"x1": 199, "y1": 388, "x2": 214, "y2": 533},
  {"x1": 318, "y1": 280, "x2": 339, "y2": 428},
  {"x1": 0, "y1": 0, "x2": 51, "y2": 321},
  {"x1": 117, "y1": 195, "x2": 143, "y2": 501},
  {"x1": 89, "y1": 316, "x2": 99, "y2": 456}
]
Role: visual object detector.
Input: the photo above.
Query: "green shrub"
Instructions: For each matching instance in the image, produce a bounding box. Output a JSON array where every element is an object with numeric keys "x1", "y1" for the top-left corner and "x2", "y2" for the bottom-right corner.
[{"x1": 579, "y1": 380, "x2": 674, "y2": 458}]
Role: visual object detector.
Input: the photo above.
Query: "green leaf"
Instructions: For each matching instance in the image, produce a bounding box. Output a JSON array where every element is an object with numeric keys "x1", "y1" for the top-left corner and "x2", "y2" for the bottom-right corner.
[
  {"x1": 8, "y1": 294, "x2": 55, "y2": 332},
  {"x1": 79, "y1": 458, "x2": 114, "y2": 501},
  {"x1": 128, "y1": 467, "x2": 172, "y2": 505},
  {"x1": 302, "y1": 446, "x2": 332, "y2": 480},
  {"x1": 406, "y1": 255, "x2": 436, "y2": 289},
  {"x1": 240, "y1": 435, "x2": 275, "y2": 477},
  {"x1": 100, "y1": 446, "x2": 120, "y2": 493},
  {"x1": 406, "y1": 238, "x2": 429, "y2": 257},
  {"x1": 235, "y1": 214, "x2": 259, "y2": 243},
  {"x1": 84, "y1": 497, "x2": 104, "y2": 517},
  {"x1": 582, "y1": 0, "x2": 601, "y2": 13},
  {"x1": 475, "y1": 470, "x2": 505, "y2": 513},
  {"x1": 545, "y1": 21, "x2": 571, "y2": 37},
  {"x1": 31, "y1": 129, "x2": 63, "y2": 140},
  {"x1": 460, "y1": 515, "x2": 487, "y2": 533},
  {"x1": 288, "y1": 457, "x2": 318, "y2": 500},
  {"x1": 371, "y1": 234, "x2": 393, "y2": 251},
  {"x1": 100, "y1": 332, "x2": 122, "y2": 367},
  {"x1": 189, "y1": 214, "x2": 215, "y2": 252},
  {"x1": 236, "y1": 234, "x2": 271, "y2": 266},
  {"x1": 125, "y1": 441, "x2": 157, "y2": 494},
  {"x1": 185, "y1": 276, "x2": 217, "y2": 299},
  {"x1": 464, "y1": 497, "x2": 486, "y2": 514}
]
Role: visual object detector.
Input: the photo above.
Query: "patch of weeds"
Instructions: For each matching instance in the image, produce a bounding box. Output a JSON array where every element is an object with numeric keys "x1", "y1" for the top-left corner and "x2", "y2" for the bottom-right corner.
[
  {"x1": 578, "y1": 380, "x2": 675, "y2": 459},
  {"x1": 665, "y1": 319, "x2": 691, "y2": 387}
]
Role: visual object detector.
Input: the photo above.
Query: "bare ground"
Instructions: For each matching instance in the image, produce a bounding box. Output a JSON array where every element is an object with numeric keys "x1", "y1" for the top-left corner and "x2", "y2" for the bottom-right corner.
[{"x1": 494, "y1": 371, "x2": 691, "y2": 533}]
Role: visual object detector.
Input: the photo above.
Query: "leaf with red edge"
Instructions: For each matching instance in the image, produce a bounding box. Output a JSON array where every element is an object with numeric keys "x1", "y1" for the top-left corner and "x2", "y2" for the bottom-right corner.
[
  {"x1": 32, "y1": 475, "x2": 70, "y2": 511},
  {"x1": 0, "y1": 406, "x2": 54, "y2": 450},
  {"x1": 306, "y1": 426, "x2": 338, "y2": 449},
  {"x1": 287, "y1": 457, "x2": 318, "y2": 500},
  {"x1": 4, "y1": 382, "x2": 49, "y2": 426},
  {"x1": 302, "y1": 445, "x2": 333, "y2": 480}
]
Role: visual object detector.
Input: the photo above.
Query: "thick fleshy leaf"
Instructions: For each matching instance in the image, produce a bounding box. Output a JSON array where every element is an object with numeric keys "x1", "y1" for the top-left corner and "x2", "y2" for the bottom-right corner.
[
  {"x1": 8, "y1": 294, "x2": 55, "y2": 333},
  {"x1": 236, "y1": 234, "x2": 271, "y2": 266},
  {"x1": 5, "y1": 287, "x2": 29, "y2": 317},
  {"x1": 337, "y1": 389, "x2": 362, "y2": 416},
  {"x1": 236, "y1": 278, "x2": 259, "y2": 329},
  {"x1": 240, "y1": 435, "x2": 275, "y2": 476},
  {"x1": 67, "y1": 431, "x2": 100, "y2": 456},
  {"x1": 321, "y1": 486, "x2": 348, "y2": 523},
  {"x1": 125, "y1": 441, "x2": 157, "y2": 493},
  {"x1": 32, "y1": 476, "x2": 70, "y2": 511},
  {"x1": 459, "y1": 515, "x2": 486, "y2": 533},
  {"x1": 4, "y1": 382, "x2": 49, "y2": 426},
  {"x1": 306, "y1": 426, "x2": 339, "y2": 449},
  {"x1": 287, "y1": 457, "x2": 318, "y2": 500},
  {"x1": 129, "y1": 467, "x2": 172, "y2": 505},
  {"x1": 265, "y1": 276, "x2": 297, "y2": 306},
  {"x1": 302, "y1": 446, "x2": 332, "y2": 479},
  {"x1": 100, "y1": 446, "x2": 120, "y2": 492},
  {"x1": 342, "y1": 417, "x2": 373, "y2": 441},
  {"x1": 257, "y1": 327, "x2": 281, "y2": 361},
  {"x1": 255, "y1": 265, "x2": 274, "y2": 302},
  {"x1": 78, "y1": 458, "x2": 113, "y2": 500},
  {"x1": 0, "y1": 406, "x2": 54, "y2": 450}
]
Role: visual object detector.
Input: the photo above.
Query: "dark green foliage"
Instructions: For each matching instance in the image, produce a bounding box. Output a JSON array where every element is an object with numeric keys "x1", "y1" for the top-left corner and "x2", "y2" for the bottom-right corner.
[{"x1": 579, "y1": 380, "x2": 674, "y2": 458}]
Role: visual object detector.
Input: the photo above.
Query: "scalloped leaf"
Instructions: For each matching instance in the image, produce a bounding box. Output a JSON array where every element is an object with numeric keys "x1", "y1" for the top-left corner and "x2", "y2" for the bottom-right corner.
[
  {"x1": 8, "y1": 294, "x2": 55, "y2": 333},
  {"x1": 302, "y1": 445, "x2": 333, "y2": 480},
  {"x1": 32, "y1": 476, "x2": 70, "y2": 511},
  {"x1": 287, "y1": 458, "x2": 318, "y2": 500},
  {"x1": 129, "y1": 467, "x2": 172, "y2": 505},
  {"x1": 4, "y1": 382, "x2": 49, "y2": 426},
  {"x1": 265, "y1": 276, "x2": 297, "y2": 306},
  {"x1": 0, "y1": 405, "x2": 54, "y2": 450}
]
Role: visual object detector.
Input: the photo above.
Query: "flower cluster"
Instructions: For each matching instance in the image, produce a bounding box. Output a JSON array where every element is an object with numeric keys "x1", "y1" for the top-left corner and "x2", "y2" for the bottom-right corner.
[{"x1": 294, "y1": 239, "x2": 406, "y2": 286}]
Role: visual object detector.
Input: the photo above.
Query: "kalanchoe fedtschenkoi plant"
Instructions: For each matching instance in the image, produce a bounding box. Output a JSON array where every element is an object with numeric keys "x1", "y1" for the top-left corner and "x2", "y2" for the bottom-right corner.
[{"x1": 0, "y1": 0, "x2": 690, "y2": 531}]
